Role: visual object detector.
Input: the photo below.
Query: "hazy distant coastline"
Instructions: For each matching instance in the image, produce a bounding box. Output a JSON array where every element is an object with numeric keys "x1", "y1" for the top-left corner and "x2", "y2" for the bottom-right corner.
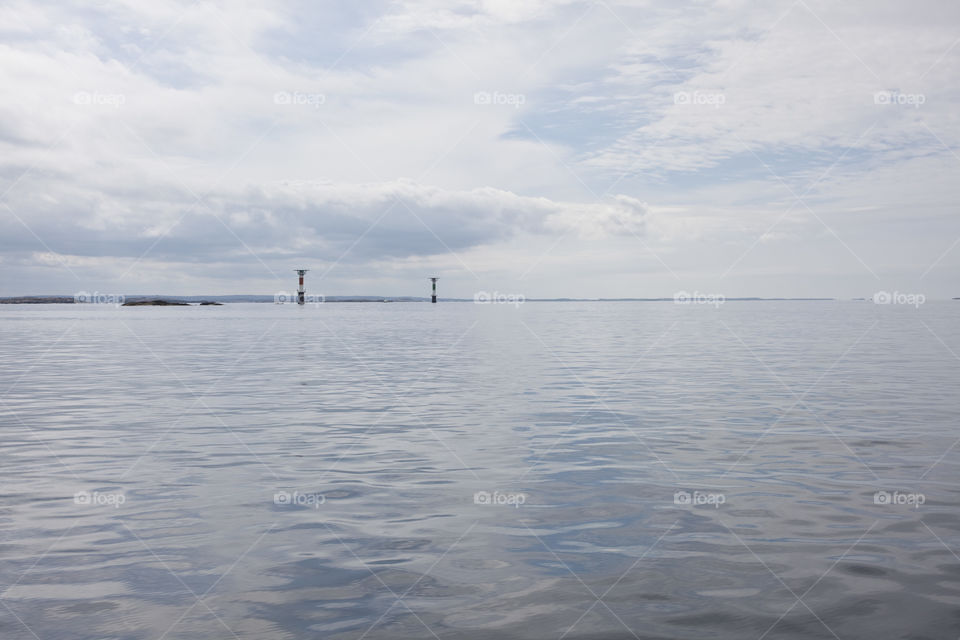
[{"x1": 0, "y1": 295, "x2": 847, "y2": 304}]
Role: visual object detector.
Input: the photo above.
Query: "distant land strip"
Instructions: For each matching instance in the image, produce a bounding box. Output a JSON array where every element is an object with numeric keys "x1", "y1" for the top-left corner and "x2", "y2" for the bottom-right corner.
[{"x1": 0, "y1": 295, "x2": 859, "y2": 304}]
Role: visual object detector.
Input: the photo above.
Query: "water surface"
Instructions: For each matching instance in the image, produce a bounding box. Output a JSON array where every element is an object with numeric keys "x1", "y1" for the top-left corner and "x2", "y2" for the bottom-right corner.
[{"x1": 1, "y1": 301, "x2": 958, "y2": 639}]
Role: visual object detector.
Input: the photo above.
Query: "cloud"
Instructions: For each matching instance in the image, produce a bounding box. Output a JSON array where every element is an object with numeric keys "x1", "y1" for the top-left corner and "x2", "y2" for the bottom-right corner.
[
  {"x1": 0, "y1": 0, "x2": 957, "y2": 297},
  {"x1": 1, "y1": 174, "x2": 648, "y2": 265},
  {"x1": 579, "y1": 0, "x2": 960, "y2": 176}
]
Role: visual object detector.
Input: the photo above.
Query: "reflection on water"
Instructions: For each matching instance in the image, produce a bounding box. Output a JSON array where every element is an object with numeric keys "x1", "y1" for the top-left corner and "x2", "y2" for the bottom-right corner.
[{"x1": 1, "y1": 301, "x2": 959, "y2": 639}]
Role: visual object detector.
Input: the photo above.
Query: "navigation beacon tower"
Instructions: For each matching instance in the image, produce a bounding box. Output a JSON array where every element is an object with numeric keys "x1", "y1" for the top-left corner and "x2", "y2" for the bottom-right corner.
[{"x1": 294, "y1": 269, "x2": 309, "y2": 305}]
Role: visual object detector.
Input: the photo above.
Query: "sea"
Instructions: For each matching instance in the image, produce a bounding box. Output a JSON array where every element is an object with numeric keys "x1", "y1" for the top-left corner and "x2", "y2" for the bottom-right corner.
[{"x1": 1, "y1": 300, "x2": 958, "y2": 639}]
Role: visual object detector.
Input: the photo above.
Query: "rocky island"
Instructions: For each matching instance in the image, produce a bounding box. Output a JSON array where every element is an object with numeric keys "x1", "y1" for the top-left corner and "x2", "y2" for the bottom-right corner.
[{"x1": 122, "y1": 300, "x2": 190, "y2": 306}]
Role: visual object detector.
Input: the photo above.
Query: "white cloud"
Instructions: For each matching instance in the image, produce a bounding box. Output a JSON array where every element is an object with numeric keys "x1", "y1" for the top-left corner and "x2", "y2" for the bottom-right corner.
[{"x1": 0, "y1": 0, "x2": 957, "y2": 297}]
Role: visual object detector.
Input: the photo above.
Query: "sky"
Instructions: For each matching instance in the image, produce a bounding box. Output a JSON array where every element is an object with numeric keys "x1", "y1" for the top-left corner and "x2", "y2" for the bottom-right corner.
[{"x1": 0, "y1": 0, "x2": 958, "y2": 299}]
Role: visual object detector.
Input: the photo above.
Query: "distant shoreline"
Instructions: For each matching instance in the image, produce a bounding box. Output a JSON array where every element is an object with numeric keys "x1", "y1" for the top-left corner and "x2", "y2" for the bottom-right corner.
[{"x1": 0, "y1": 295, "x2": 860, "y2": 304}]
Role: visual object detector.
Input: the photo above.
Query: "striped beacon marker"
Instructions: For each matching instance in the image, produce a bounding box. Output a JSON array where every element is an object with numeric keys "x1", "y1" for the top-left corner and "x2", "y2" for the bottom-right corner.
[
  {"x1": 294, "y1": 269, "x2": 309, "y2": 305},
  {"x1": 429, "y1": 277, "x2": 438, "y2": 303}
]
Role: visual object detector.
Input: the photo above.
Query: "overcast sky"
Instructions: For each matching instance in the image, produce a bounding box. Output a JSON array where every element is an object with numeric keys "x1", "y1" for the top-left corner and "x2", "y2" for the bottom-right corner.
[{"x1": 1, "y1": 0, "x2": 958, "y2": 298}]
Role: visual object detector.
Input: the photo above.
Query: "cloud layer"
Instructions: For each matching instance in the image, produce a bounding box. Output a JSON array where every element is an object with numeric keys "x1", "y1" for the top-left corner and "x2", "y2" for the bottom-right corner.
[{"x1": 0, "y1": 0, "x2": 957, "y2": 297}]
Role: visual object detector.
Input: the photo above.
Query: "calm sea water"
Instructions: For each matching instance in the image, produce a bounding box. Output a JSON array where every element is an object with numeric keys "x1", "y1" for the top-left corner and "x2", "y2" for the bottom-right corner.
[{"x1": 1, "y1": 301, "x2": 958, "y2": 639}]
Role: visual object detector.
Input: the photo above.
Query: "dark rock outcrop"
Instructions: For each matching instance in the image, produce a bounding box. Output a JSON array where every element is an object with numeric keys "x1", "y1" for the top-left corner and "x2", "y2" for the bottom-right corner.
[{"x1": 122, "y1": 299, "x2": 190, "y2": 306}]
